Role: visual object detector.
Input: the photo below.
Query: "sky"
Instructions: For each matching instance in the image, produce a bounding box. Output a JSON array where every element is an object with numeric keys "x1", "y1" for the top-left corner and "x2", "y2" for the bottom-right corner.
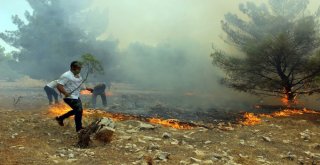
[{"x1": 0, "y1": 0, "x2": 32, "y2": 52}]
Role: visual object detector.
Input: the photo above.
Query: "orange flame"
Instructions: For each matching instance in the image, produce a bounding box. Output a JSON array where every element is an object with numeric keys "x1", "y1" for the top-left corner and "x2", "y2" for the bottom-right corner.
[
  {"x1": 281, "y1": 95, "x2": 298, "y2": 106},
  {"x1": 241, "y1": 108, "x2": 320, "y2": 126},
  {"x1": 281, "y1": 96, "x2": 289, "y2": 105},
  {"x1": 80, "y1": 90, "x2": 92, "y2": 95},
  {"x1": 148, "y1": 118, "x2": 193, "y2": 129},
  {"x1": 48, "y1": 103, "x2": 193, "y2": 129},
  {"x1": 239, "y1": 113, "x2": 262, "y2": 126}
]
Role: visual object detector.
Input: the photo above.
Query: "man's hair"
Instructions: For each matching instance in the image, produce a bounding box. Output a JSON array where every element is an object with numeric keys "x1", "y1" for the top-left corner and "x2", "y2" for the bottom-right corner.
[{"x1": 70, "y1": 61, "x2": 82, "y2": 68}]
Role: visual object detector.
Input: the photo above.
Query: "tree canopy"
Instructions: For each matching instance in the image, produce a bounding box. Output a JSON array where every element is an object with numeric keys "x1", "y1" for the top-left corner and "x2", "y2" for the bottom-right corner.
[
  {"x1": 0, "y1": 0, "x2": 117, "y2": 80},
  {"x1": 212, "y1": 0, "x2": 320, "y2": 102}
]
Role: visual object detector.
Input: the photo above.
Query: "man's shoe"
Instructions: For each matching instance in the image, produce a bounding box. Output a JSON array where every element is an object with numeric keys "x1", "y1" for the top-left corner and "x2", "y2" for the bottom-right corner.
[
  {"x1": 76, "y1": 127, "x2": 85, "y2": 133},
  {"x1": 55, "y1": 117, "x2": 64, "y2": 126}
]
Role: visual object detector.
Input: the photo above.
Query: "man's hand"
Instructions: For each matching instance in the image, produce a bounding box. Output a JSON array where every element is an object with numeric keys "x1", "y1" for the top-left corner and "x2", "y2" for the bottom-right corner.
[{"x1": 64, "y1": 92, "x2": 71, "y2": 97}]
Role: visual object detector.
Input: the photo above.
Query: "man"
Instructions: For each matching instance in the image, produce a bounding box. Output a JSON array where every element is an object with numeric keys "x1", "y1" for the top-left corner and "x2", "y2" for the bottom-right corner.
[
  {"x1": 55, "y1": 61, "x2": 93, "y2": 132},
  {"x1": 91, "y1": 82, "x2": 108, "y2": 109},
  {"x1": 44, "y1": 80, "x2": 59, "y2": 105}
]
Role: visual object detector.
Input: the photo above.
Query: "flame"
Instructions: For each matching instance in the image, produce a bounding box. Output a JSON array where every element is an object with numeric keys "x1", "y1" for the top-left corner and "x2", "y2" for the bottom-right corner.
[
  {"x1": 281, "y1": 95, "x2": 298, "y2": 106},
  {"x1": 148, "y1": 118, "x2": 193, "y2": 129},
  {"x1": 281, "y1": 96, "x2": 289, "y2": 105},
  {"x1": 241, "y1": 108, "x2": 320, "y2": 126},
  {"x1": 80, "y1": 90, "x2": 92, "y2": 95},
  {"x1": 48, "y1": 103, "x2": 193, "y2": 129},
  {"x1": 239, "y1": 113, "x2": 262, "y2": 126},
  {"x1": 272, "y1": 108, "x2": 320, "y2": 117},
  {"x1": 80, "y1": 90, "x2": 113, "y2": 96}
]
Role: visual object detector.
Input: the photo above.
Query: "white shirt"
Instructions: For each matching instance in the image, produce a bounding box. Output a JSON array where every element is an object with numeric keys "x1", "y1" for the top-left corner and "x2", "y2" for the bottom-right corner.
[
  {"x1": 46, "y1": 80, "x2": 58, "y2": 88},
  {"x1": 57, "y1": 70, "x2": 83, "y2": 99}
]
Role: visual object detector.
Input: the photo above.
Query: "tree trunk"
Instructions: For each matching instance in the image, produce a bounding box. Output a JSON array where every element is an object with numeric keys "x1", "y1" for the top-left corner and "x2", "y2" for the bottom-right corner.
[
  {"x1": 284, "y1": 87, "x2": 296, "y2": 106},
  {"x1": 77, "y1": 119, "x2": 100, "y2": 148}
]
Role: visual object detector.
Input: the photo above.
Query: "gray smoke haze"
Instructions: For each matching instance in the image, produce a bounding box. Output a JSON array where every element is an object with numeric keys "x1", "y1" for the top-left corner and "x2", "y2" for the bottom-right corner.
[{"x1": 2, "y1": 0, "x2": 320, "y2": 108}]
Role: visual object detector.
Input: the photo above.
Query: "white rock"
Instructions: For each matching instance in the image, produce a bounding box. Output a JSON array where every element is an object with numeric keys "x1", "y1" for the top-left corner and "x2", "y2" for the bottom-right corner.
[
  {"x1": 186, "y1": 145, "x2": 194, "y2": 149},
  {"x1": 143, "y1": 136, "x2": 161, "y2": 141},
  {"x1": 281, "y1": 152, "x2": 296, "y2": 160},
  {"x1": 139, "y1": 122, "x2": 156, "y2": 130},
  {"x1": 126, "y1": 129, "x2": 139, "y2": 134},
  {"x1": 68, "y1": 153, "x2": 74, "y2": 158},
  {"x1": 190, "y1": 157, "x2": 202, "y2": 163},
  {"x1": 137, "y1": 138, "x2": 147, "y2": 143},
  {"x1": 220, "y1": 142, "x2": 227, "y2": 145},
  {"x1": 52, "y1": 160, "x2": 59, "y2": 164},
  {"x1": 262, "y1": 136, "x2": 271, "y2": 142},
  {"x1": 194, "y1": 150, "x2": 206, "y2": 157},
  {"x1": 11, "y1": 133, "x2": 18, "y2": 139},
  {"x1": 170, "y1": 139, "x2": 179, "y2": 145},
  {"x1": 203, "y1": 160, "x2": 214, "y2": 164},
  {"x1": 204, "y1": 141, "x2": 212, "y2": 144},
  {"x1": 66, "y1": 159, "x2": 77, "y2": 163},
  {"x1": 282, "y1": 140, "x2": 291, "y2": 144},
  {"x1": 120, "y1": 136, "x2": 132, "y2": 140},
  {"x1": 179, "y1": 160, "x2": 189, "y2": 165},
  {"x1": 162, "y1": 132, "x2": 172, "y2": 139},
  {"x1": 154, "y1": 151, "x2": 170, "y2": 160},
  {"x1": 147, "y1": 143, "x2": 160, "y2": 151},
  {"x1": 212, "y1": 153, "x2": 223, "y2": 160}
]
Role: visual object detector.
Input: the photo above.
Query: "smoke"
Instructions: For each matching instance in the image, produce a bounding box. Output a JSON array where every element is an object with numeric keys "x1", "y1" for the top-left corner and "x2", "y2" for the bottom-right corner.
[{"x1": 2, "y1": 0, "x2": 320, "y2": 108}]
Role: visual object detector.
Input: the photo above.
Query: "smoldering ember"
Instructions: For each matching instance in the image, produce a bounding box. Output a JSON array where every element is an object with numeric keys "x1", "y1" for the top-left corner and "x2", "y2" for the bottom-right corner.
[{"x1": 2, "y1": 0, "x2": 320, "y2": 165}]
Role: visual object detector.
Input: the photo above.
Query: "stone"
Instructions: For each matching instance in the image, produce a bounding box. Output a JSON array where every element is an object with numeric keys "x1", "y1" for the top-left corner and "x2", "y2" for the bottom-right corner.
[
  {"x1": 203, "y1": 160, "x2": 214, "y2": 164},
  {"x1": 154, "y1": 151, "x2": 170, "y2": 161},
  {"x1": 190, "y1": 157, "x2": 202, "y2": 163},
  {"x1": 139, "y1": 122, "x2": 156, "y2": 130},
  {"x1": 120, "y1": 136, "x2": 132, "y2": 140},
  {"x1": 147, "y1": 143, "x2": 160, "y2": 151},
  {"x1": 126, "y1": 129, "x2": 139, "y2": 134},
  {"x1": 194, "y1": 150, "x2": 206, "y2": 157},
  {"x1": 162, "y1": 132, "x2": 172, "y2": 139},
  {"x1": 143, "y1": 136, "x2": 161, "y2": 141},
  {"x1": 282, "y1": 140, "x2": 291, "y2": 144},
  {"x1": 95, "y1": 126, "x2": 115, "y2": 143},
  {"x1": 262, "y1": 136, "x2": 271, "y2": 142},
  {"x1": 281, "y1": 152, "x2": 296, "y2": 160}
]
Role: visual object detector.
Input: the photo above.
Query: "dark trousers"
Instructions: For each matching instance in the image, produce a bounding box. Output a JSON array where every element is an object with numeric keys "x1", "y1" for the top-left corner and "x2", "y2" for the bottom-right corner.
[
  {"x1": 59, "y1": 98, "x2": 83, "y2": 131},
  {"x1": 92, "y1": 93, "x2": 107, "y2": 108},
  {"x1": 44, "y1": 86, "x2": 58, "y2": 104}
]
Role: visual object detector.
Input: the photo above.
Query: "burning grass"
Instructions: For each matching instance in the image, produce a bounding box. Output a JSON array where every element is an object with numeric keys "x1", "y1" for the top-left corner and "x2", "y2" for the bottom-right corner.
[
  {"x1": 239, "y1": 112, "x2": 262, "y2": 126},
  {"x1": 48, "y1": 103, "x2": 195, "y2": 129},
  {"x1": 240, "y1": 108, "x2": 320, "y2": 126}
]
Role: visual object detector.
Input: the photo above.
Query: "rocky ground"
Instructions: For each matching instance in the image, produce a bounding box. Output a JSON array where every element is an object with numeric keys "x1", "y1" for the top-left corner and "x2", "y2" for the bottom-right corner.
[{"x1": 1, "y1": 80, "x2": 320, "y2": 165}]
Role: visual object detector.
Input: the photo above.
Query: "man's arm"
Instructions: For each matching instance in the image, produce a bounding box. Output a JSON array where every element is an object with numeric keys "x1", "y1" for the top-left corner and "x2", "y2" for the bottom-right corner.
[{"x1": 57, "y1": 84, "x2": 70, "y2": 97}]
